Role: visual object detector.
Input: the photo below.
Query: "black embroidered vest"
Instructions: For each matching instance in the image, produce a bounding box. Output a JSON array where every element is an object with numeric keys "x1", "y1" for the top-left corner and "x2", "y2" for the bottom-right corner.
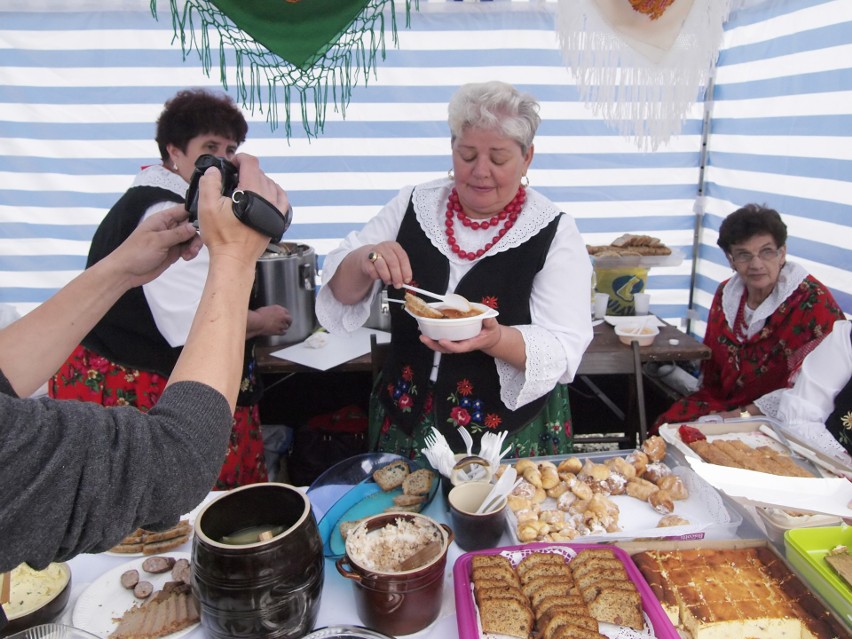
[
  {"x1": 378, "y1": 194, "x2": 562, "y2": 449},
  {"x1": 83, "y1": 186, "x2": 185, "y2": 377},
  {"x1": 826, "y1": 330, "x2": 852, "y2": 456},
  {"x1": 82, "y1": 186, "x2": 261, "y2": 406}
]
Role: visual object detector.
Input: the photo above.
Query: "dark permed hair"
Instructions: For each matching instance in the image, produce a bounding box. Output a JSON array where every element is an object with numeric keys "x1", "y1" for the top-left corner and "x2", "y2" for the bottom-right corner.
[
  {"x1": 155, "y1": 89, "x2": 248, "y2": 162},
  {"x1": 717, "y1": 203, "x2": 788, "y2": 254}
]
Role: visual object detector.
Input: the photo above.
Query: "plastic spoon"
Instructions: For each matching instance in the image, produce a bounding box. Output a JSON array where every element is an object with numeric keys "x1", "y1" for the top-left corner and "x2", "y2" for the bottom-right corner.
[
  {"x1": 475, "y1": 466, "x2": 517, "y2": 514},
  {"x1": 402, "y1": 284, "x2": 471, "y2": 312},
  {"x1": 458, "y1": 426, "x2": 474, "y2": 456}
]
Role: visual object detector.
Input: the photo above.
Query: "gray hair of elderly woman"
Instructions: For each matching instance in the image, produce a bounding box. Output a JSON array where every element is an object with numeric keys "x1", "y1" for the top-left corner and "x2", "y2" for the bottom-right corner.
[{"x1": 447, "y1": 81, "x2": 541, "y2": 154}]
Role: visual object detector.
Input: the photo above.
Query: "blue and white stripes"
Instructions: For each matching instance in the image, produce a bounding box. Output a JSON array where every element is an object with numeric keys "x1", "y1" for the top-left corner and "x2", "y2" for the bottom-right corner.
[{"x1": 0, "y1": 0, "x2": 848, "y2": 338}]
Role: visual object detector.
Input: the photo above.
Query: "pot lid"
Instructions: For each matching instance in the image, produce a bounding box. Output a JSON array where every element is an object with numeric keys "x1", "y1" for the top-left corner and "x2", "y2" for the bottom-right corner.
[{"x1": 299, "y1": 625, "x2": 394, "y2": 639}]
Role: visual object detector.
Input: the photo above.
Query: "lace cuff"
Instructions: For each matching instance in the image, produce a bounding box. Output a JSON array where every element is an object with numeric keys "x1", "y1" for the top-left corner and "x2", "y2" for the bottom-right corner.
[
  {"x1": 495, "y1": 325, "x2": 567, "y2": 410},
  {"x1": 754, "y1": 389, "x2": 784, "y2": 420}
]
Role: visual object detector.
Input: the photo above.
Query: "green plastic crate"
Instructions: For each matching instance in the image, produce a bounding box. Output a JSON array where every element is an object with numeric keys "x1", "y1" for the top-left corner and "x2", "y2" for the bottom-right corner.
[{"x1": 784, "y1": 525, "x2": 852, "y2": 626}]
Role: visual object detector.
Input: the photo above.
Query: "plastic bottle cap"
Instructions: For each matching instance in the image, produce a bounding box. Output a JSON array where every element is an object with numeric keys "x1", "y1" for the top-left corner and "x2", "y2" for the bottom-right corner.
[{"x1": 668, "y1": 338, "x2": 680, "y2": 345}]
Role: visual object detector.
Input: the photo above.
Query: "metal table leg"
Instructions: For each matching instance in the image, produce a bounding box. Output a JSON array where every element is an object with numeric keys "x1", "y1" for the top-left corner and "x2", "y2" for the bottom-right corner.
[{"x1": 631, "y1": 340, "x2": 648, "y2": 444}]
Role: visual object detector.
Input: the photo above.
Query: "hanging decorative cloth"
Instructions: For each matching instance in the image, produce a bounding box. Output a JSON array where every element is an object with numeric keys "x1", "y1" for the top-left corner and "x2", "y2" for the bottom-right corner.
[
  {"x1": 151, "y1": 0, "x2": 416, "y2": 138},
  {"x1": 554, "y1": 0, "x2": 734, "y2": 151}
]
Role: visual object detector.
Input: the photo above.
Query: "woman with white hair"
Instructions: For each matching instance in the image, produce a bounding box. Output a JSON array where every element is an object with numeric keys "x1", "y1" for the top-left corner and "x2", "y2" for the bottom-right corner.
[{"x1": 317, "y1": 81, "x2": 593, "y2": 461}]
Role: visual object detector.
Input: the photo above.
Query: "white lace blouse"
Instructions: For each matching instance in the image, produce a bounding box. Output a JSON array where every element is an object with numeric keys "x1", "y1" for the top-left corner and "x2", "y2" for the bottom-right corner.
[{"x1": 315, "y1": 178, "x2": 594, "y2": 411}]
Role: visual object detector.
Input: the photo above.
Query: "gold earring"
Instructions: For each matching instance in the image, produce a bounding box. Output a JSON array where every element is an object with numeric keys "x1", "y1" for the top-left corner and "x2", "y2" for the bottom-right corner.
[{"x1": 521, "y1": 175, "x2": 530, "y2": 187}]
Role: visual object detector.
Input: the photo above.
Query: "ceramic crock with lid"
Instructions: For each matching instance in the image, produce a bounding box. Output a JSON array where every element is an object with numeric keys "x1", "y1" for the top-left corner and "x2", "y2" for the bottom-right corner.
[{"x1": 192, "y1": 483, "x2": 324, "y2": 639}]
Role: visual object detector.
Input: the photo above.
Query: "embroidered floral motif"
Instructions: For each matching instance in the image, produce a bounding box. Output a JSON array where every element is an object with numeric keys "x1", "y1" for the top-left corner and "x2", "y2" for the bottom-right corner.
[
  {"x1": 386, "y1": 364, "x2": 418, "y2": 413},
  {"x1": 842, "y1": 412, "x2": 852, "y2": 431},
  {"x1": 481, "y1": 295, "x2": 499, "y2": 310},
  {"x1": 446, "y1": 378, "x2": 501, "y2": 433}
]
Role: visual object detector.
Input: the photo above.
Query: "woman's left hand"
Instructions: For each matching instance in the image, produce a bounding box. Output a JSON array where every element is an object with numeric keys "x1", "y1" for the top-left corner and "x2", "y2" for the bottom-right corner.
[{"x1": 419, "y1": 318, "x2": 502, "y2": 354}]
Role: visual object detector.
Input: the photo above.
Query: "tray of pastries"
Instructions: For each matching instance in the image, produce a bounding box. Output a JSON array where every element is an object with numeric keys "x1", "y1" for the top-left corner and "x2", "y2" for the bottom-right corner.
[
  {"x1": 587, "y1": 234, "x2": 683, "y2": 269},
  {"x1": 453, "y1": 542, "x2": 679, "y2": 639},
  {"x1": 659, "y1": 419, "x2": 842, "y2": 539},
  {"x1": 620, "y1": 538, "x2": 851, "y2": 639},
  {"x1": 499, "y1": 436, "x2": 740, "y2": 546}
]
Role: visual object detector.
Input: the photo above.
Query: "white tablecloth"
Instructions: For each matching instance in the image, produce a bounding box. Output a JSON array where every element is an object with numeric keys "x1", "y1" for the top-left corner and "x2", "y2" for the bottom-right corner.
[
  {"x1": 60, "y1": 481, "x2": 757, "y2": 638},
  {"x1": 61, "y1": 490, "x2": 468, "y2": 639}
]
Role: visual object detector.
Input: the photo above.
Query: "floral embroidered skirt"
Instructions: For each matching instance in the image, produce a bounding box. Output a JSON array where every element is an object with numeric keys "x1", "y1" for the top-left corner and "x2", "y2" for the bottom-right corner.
[
  {"x1": 49, "y1": 345, "x2": 268, "y2": 490},
  {"x1": 368, "y1": 380, "x2": 573, "y2": 464}
]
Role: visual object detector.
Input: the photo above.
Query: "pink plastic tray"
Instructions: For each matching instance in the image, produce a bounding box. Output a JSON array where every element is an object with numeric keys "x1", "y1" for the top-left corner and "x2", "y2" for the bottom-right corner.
[{"x1": 453, "y1": 542, "x2": 679, "y2": 639}]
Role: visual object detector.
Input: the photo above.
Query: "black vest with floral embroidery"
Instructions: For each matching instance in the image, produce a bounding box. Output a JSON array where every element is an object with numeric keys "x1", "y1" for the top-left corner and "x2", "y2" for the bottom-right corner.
[
  {"x1": 378, "y1": 193, "x2": 562, "y2": 446},
  {"x1": 825, "y1": 330, "x2": 852, "y2": 456}
]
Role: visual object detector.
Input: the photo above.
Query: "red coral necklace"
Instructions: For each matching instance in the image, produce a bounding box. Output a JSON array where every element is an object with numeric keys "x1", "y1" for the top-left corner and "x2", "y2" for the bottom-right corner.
[{"x1": 445, "y1": 186, "x2": 525, "y2": 261}]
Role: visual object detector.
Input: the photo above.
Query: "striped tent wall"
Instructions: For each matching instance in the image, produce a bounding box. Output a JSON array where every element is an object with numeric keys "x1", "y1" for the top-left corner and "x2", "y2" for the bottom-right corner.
[
  {"x1": 0, "y1": 0, "x2": 702, "y2": 329},
  {"x1": 694, "y1": 0, "x2": 852, "y2": 337}
]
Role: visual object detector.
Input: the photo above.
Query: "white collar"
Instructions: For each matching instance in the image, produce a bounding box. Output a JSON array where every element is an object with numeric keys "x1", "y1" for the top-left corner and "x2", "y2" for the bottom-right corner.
[
  {"x1": 411, "y1": 177, "x2": 562, "y2": 264},
  {"x1": 131, "y1": 164, "x2": 189, "y2": 197},
  {"x1": 722, "y1": 261, "x2": 808, "y2": 329}
]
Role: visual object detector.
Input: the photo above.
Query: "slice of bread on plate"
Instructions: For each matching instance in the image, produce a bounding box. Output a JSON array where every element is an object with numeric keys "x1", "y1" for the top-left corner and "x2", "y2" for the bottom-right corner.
[{"x1": 373, "y1": 460, "x2": 410, "y2": 491}]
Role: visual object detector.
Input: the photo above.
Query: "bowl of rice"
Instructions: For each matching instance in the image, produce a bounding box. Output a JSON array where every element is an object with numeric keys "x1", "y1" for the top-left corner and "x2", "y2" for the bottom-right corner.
[{"x1": 335, "y1": 513, "x2": 453, "y2": 636}]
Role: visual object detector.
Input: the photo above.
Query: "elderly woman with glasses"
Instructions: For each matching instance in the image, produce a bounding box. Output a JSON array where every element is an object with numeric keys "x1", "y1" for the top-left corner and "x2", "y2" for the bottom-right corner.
[{"x1": 653, "y1": 204, "x2": 844, "y2": 429}]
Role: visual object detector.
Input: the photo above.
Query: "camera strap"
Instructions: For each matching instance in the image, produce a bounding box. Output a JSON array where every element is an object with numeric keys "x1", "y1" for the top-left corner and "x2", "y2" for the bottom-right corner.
[{"x1": 231, "y1": 190, "x2": 293, "y2": 242}]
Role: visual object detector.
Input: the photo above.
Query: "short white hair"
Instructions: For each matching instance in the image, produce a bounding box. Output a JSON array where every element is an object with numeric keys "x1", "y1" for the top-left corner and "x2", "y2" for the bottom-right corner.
[{"x1": 447, "y1": 81, "x2": 540, "y2": 153}]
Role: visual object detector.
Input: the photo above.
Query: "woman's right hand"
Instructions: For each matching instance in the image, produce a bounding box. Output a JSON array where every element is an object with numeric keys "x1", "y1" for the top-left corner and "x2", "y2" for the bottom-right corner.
[
  {"x1": 360, "y1": 241, "x2": 412, "y2": 289},
  {"x1": 198, "y1": 153, "x2": 283, "y2": 265}
]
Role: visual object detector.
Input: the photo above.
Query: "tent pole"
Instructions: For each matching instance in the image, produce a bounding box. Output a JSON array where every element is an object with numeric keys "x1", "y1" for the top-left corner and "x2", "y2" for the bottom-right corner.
[{"x1": 687, "y1": 76, "x2": 715, "y2": 337}]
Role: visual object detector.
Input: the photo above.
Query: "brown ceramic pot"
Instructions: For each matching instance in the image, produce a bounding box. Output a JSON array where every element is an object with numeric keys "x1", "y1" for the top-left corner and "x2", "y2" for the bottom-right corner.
[
  {"x1": 335, "y1": 513, "x2": 453, "y2": 636},
  {"x1": 192, "y1": 483, "x2": 324, "y2": 639}
]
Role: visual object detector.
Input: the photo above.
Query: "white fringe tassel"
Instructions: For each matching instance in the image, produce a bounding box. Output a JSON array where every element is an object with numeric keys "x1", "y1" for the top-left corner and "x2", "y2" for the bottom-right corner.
[{"x1": 555, "y1": 0, "x2": 734, "y2": 151}]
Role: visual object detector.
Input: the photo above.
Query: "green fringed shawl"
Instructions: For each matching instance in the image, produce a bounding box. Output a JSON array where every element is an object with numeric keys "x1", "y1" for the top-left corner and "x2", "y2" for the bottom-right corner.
[{"x1": 151, "y1": 0, "x2": 416, "y2": 138}]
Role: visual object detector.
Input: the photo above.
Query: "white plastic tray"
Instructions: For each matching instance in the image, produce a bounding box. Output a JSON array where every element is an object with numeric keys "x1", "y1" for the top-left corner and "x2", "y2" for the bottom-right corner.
[{"x1": 504, "y1": 451, "x2": 740, "y2": 545}]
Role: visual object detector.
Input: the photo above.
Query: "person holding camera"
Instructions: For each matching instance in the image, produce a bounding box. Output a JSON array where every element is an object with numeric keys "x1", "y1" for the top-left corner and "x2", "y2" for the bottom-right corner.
[
  {"x1": 49, "y1": 89, "x2": 290, "y2": 490},
  {"x1": 1, "y1": 155, "x2": 286, "y2": 573}
]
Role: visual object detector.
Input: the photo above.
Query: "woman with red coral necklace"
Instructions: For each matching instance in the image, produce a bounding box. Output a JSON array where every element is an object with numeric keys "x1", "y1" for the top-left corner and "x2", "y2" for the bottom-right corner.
[{"x1": 317, "y1": 81, "x2": 593, "y2": 463}]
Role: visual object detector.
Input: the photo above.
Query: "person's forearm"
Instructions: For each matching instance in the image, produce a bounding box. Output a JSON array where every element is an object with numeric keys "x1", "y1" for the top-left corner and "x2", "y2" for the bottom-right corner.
[
  {"x1": 245, "y1": 309, "x2": 266, "y2": 340},
  {"x1": 0, "y1": 257, "x2": 132, "y2": 397},
  {"x1": 482, "y1": 325, "x2": 527, "y2": 370},
  {"x1": 327, "y1": 246, "x2": 376, "y2": 305},
  {"x1": 168, "y1": 256, "x2": 257, "y2": 411}
]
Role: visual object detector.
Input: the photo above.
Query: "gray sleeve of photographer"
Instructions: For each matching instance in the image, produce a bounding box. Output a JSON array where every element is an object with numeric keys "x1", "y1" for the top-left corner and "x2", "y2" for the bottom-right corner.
[{"x1": 0, "y1": 373, "x2": 232, "y2": 572}]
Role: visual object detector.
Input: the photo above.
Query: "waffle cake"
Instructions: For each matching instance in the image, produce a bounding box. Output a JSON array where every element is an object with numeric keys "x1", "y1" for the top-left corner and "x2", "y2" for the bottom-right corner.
[{"x1": 631, "y1": 547, "x2": 849, "y2": 639}]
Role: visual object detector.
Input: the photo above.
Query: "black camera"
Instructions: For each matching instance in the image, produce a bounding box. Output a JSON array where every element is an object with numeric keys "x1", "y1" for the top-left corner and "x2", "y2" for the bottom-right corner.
[{"x1": 184, "y1": 154, "x2": 292, "y2": 242}]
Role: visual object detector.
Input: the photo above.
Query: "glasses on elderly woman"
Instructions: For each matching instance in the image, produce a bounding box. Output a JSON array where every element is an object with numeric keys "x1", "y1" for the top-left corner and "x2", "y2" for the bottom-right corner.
[{"x1": 730, "y1": 247, "x2": 782, "y2": 264}]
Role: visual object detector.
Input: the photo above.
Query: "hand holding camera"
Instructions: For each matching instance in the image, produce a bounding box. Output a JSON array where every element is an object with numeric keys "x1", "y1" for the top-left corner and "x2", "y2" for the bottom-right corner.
[{"x1": 185, "y1": 154, "x2": 292, "y2": 242}]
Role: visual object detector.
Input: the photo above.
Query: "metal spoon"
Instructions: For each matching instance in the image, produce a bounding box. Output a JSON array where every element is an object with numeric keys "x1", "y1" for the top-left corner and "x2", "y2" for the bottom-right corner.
[{"x1": 402, "y1": 284, "x2": 471, "y2": 312}]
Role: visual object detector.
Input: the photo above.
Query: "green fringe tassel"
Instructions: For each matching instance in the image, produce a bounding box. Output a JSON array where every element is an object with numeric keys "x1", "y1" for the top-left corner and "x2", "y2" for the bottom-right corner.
[{"x1": 150, "y1": 0, "x2": 417, "y2": 140}]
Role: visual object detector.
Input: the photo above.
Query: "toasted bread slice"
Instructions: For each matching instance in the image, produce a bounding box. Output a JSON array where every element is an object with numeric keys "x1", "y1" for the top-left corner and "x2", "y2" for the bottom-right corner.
[
  {"x1": 373, "y1": 460, "x2": 410, "y2": 491},
  {"x1": 404, "y1": 293, "x2": 445, "y2": 319}
]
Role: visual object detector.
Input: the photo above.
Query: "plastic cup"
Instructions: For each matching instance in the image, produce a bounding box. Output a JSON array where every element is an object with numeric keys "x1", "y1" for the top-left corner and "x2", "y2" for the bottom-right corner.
[
  {"x1": 633, "y1": 293, "x2": 650, "y2": 316},
  {"x1": 593, "y1": 292, "x2": 610, "y2": 319}
]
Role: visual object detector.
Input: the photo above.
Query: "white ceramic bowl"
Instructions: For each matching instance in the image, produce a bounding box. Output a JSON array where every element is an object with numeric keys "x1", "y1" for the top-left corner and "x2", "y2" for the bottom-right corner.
[
  {"x1": 405, "y1": 302, "x2": 498, "y2": 341},
  {"x1": 614, "y1": 322, "x2": 660, "y2": 346}
]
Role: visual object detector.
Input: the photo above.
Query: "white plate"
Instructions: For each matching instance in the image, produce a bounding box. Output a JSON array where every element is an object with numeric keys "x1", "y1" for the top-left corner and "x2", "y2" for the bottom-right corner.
[
  {"x1": 604, "y1": 315, "x2": 665, "y2": 328},
  {"x1": 103, "y1": 493, "x2": 218, "y2": 557},
  {"x1": 72, "y1": 552, "x2": 197, "y2": 639}
]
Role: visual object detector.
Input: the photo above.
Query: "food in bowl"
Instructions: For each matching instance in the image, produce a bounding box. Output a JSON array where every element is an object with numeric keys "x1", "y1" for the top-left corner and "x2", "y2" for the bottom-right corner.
[
  {"x1": 2, "y1": 563, "x2": 71, "y2": 632},
  {"x1": 403, "y1": 293, "x2": 482, "y2": 319},
  {"x1": 345, "y1": 515, "x2": 443, "y2": 573},
  {"x1": 615, "y1": 322, "x2": 659, "y2": 346},
  {"x1": 405, "y1": 299, "x2": 499, "y2": 341}
]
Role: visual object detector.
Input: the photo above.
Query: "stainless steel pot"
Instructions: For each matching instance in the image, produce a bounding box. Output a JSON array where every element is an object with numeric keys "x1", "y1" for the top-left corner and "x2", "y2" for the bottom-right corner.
[{"x1": 254, "y1": 242, "x2": 317, "y2": 347}]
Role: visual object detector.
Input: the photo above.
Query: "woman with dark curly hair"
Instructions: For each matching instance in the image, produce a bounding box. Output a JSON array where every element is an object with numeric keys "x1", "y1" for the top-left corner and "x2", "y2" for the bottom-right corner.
[
  {"x1": 653, "y1": 204, "x2": 844, "y2": 429},
  {"x1": 49, "y1": 89, "x2": 292, "y2": 490}
]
